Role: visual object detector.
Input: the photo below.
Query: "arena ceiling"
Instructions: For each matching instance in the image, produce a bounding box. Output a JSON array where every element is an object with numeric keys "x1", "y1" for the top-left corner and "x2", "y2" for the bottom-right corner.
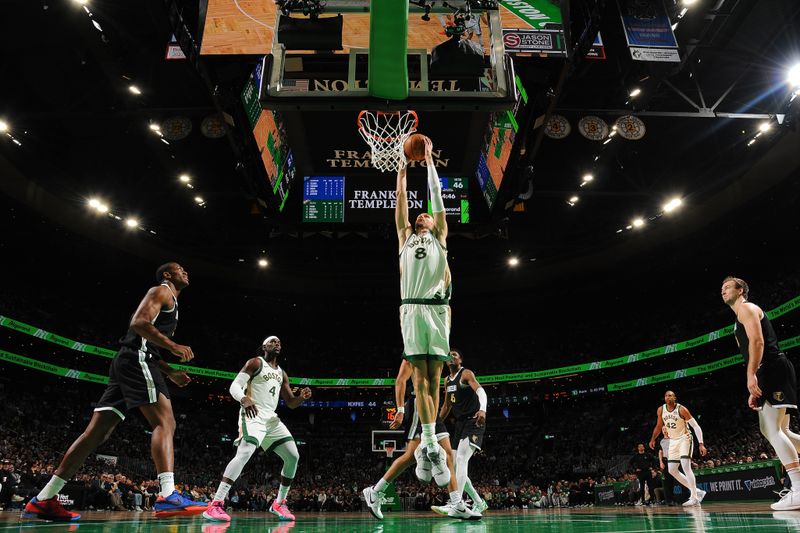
[{"x1": 1, "y1": 0, "x2": 799, "y2": 293}]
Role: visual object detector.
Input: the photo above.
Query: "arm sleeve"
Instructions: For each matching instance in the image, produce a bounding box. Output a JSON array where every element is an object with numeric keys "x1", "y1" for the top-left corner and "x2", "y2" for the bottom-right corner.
[
  {"x1": 427, "y1": 163, "x2": 444, "y2": 214},
  {"x1": 229, "y1": 372, "x2": 250, "y2": 403},
  {"x1": 476, "y1": 387, "x2": 488, "y2": 411},
  {"x1": 687, "y1": 418, "x2": 704, "y2": 444}
]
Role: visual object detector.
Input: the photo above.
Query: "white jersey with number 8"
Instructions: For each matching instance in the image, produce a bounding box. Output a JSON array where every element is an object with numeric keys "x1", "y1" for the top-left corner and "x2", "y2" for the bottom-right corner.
[{"x1": 400, "y1": 232, "x2": 450, "y2": 300}]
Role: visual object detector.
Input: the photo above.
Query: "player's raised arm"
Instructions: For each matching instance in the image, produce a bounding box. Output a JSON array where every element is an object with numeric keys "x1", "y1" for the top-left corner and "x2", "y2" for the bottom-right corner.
[
  {"x1": 281, "y1": 371, "x2": 312, "y2": 409},
  {"x1": 130, "y1": 286, "x2": 193, "y2": 362},
  {"x1": 649, "y1": 406, "x2": 664, "y2": 449},
  {"x1": 395, "y1": 162, "x2": 412, "y2": 247},
  {"x1": 424, "y1": 137, "x2": 448, "y2": 244}
]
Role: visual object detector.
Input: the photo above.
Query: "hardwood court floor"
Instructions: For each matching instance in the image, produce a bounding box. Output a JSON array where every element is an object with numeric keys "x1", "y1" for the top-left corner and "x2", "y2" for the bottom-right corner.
[{"x1": 5, "y1": 502, "x2": 800, "y2": 532}]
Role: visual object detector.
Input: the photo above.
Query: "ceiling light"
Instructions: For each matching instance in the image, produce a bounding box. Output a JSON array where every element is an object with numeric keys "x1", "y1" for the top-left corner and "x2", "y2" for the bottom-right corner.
[
  {"x1": 0, "y1": 120, "x2": 8, "y2": 132},
  {"x1": 569, "y1": 196, "x2": 579, "y2": 203},
  {"x1": 609, "y1": 130, "x2": 617, "y2": 137},
  {"x1": 683, "y1": 0, "x2": 698, "y2": 5},
  {"x1": 758, "y1": 122, "x2": 771, "y2": 132},
  {"x1": 73, "y1": 0, "x2": 88, "y2": 4},
  {"x1": 629, "y1": 88, "x2": 641, "y2": 98},
  {"x1": 508, "y1": 257, "x2": 519, "y2": 267},
  {"x1": 632, "y1": 218, "x2": 644, "y2": 228},
  {"x1": 663, "y1": 197, "x2": 683, "y2": 213},
  {"x1": 258, "y1": 258, "x2": 269, "y2": 268},
  {"x1": 747, "y1": 139, "x2": 756, "y2": 147},
  {"x1": 128, "y1": 85, "x2": 141, "y2": 95},
  {"x1": 789, "y1": 64, "x2": 800, "y2": 88},
  {"x1": 179, "y1": 174, "x2": 191, "y2": 183},
  {"x1": 125, "y1": 218, "x2": 139, "y2": 227},
  {"x1": 88, "y1": 198, "x2": 101, "y2": 209},
  {"x1": 582, "y1": 174, "x2": 594, "y2": 183},
  {"x1": 603, "y1": 138, "x2": 612, "y2": 145},
  {"x1": 149, "y1": 123, "x2": 161, "y2": 132},
  {"x1": 194, "y1": 196, "x2": 204, "y2": 204}
]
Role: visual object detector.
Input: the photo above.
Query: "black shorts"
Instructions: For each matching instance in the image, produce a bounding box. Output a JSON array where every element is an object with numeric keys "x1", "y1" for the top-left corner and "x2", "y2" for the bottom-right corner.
[
  {"x1": 757, "y1": 354, "x2": 797, "y2": 409},
  {"x1": 452, "y1": 417, "x2": 485, "y2": 450},
  {"x1": 402, "y1": 396, "x2": 449, "y2": 442},
  {"x1": 94, "y1": 348, "x2": 170, "y2": 420}
]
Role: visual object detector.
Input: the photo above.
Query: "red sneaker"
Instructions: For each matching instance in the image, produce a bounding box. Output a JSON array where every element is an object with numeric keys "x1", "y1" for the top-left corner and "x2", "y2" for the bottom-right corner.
[
  {"x1": 269, "y1": 499, "x2": 295, "y2": 521},
  {"x1": 22, "y1": 497, "x2": 81, "y2": 521}
]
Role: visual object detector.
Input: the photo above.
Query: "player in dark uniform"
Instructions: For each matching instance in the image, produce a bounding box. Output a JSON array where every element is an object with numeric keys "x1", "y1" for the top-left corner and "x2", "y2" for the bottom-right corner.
[
  {"x1": 722, "y1": 276, "x2": 800, "y2": 510},
  {"x1": 362, "y1": 360, "x2": 479, "y2": 520},
  {"x1": 437, "y1": 349, "x2": 488, "y2": 514},
  {"x1": 23, "y1": 263, "x2": 207, "y2": 521}
]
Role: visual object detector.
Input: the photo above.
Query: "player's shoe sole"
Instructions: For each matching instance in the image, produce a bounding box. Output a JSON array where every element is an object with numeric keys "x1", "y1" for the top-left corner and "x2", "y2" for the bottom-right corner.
[{"x1": 154, "y1": 506, "x2": 208, "y2": 518}]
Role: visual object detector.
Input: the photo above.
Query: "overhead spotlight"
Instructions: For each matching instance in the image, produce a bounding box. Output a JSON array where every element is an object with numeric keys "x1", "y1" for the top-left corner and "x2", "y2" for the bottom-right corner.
[
  {"x1": 179, "y1": 174, "x2": 191, "y2": 183},
  {"x1": 683, "y1": 0, "x2": 698, "y2": 4},
  {"x1": 88, "y1": 198, "x2": 101, "y2": 209},
  {"x1": 508, "y1": 257, "x2": 519, "y2": 267},
  {"x1": 629, "y1": 88, "x2": 641, "y2": 98},
  {"x1": 758, "y1": 122, "x2": 771, "y2": 132},
  {"x1": 72, "y1": 0, "x2": 88, "y2": 4},
  {"x1": 258, "y1": 258, "x2": 269, "y2": 268},
  {"x1": 128, "y1": 85, "x2": 142, "y2": 95},
  {"x1": 194, "y1": 196, "x2": 204, "y2": 204},
  {"x1": 602, "y1": 138, "x2": 612, "y2": 145},
  {"x1": 569, "y1": 196, "x2": 579, "y2": 203},
  {"x1": 632, "y1": 218, "x2": 644, "y2": 228},
  {"x1": 149, "y1": 123, "x2": 161, "y2": 132},
  {"x1": 0, "y1": 120, "x2": 8, "y2": 132},
  {"x1": 789, "y1": 64, "x2": 800, "y2": 88},
  {"x1": 663, "y1": 197, "x2": 683, "y2": 213},
  {"x1": 582, "y1": 174, "x2": 594, "y2": 183},
  {"x1": 609, "y1": 130, "x2": 617, "y2": 137},
  {"x1": 125, "y1": 218, "x2": 139, "y2": 228},
  {"x1": 747, "y1": 139, "x2": 756, "y2": 147}
]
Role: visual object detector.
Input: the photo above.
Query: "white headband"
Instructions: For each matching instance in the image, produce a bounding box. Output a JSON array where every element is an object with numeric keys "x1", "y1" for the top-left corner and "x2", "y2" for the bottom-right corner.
[{"x1": 262, "y1": 335, "x2": 279, "y2": 346}]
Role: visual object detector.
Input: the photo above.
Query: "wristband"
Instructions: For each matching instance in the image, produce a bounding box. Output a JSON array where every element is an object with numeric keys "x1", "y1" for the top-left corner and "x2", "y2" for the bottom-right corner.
[{"x1": 397, "y1": 406, "x2": 405, "y2": 414}]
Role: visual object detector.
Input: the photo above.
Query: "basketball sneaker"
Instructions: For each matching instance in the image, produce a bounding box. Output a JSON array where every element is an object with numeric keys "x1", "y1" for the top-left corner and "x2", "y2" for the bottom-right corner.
[
  {"x1": 447, "y1": 501, "x2": 482, "y2": 520},
  {"x1": 472, "y1": 498, "x2": 489, "y2": 514},
  {"x1": 696, "y1": 489, "x2": 707, "y2": 503},
  {"x1": 154, "y1": 490, "x2": 208, "y2": 518},
  {"x1": 270, "y1": 499, "x2": 295, "y2": 521},
  {"x1": 202, "y1": 500, "x2": 231, "y2": 522},
  {"x1": 771, "y1": 489, "x2": 800, "y2": 511},
  {"x1": 22, "y1": 497, "x2": 81, "y2": 521},
  {"x1": 362, "y1": 486, "x2": 387, "y2": 520},
  {"x1": 414, "y1": 446, "x2": 433, "y2": 483},
  {"x1": 682, "y1": 496, "x2": 699, "y2": 507},
  {"x1": 425, "y1": 444, "x2": 451, "y2": 487}
]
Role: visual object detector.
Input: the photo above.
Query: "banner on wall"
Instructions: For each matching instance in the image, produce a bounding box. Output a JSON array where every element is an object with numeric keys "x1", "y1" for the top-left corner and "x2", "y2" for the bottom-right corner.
[
  {"x1": 501, "y1": 0, "x2": 567, "y2": 57},
  {"x1": 618, "y1": 0, "x2": 680, "y2": 63}
]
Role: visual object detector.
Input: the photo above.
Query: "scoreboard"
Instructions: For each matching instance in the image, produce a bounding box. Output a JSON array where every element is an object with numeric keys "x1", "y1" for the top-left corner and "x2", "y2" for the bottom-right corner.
[{"x1": 303, "y1": 175, "x2": 469, "y2": 224}]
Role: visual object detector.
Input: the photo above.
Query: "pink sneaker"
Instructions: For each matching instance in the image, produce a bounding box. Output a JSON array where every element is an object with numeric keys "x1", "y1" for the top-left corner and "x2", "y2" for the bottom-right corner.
[
  {"x1": 202, "y1": 500, "x2": 231, "y2": 522},
  {"x1": 269, "y1": 499, "x2": 295, "y2": 521}
]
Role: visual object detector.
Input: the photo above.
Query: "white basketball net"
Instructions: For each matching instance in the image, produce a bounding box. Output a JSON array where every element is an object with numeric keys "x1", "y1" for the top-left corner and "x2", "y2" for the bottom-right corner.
[{"x1": 357, "y1": 110, "x2": 418, "y2": 173}]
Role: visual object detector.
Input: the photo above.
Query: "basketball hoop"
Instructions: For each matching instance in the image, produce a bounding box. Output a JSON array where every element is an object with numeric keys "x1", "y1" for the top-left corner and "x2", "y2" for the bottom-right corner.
[
  {"x1": 357, "y1": 110, "x2": 418, "y2": 173},
  {"x1": 383, "y1": 439, "x2": 397, "y2": 459}
]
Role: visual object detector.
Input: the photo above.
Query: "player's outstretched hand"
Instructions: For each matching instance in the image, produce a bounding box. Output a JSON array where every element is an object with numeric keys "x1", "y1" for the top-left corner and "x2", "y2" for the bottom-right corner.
[
  {"x1": 168, "y1": 371, "x2": 191, "y2": 387},
  {"x1": 241, "y1": 396, "x2": 259, "y2": 418},
  {"x1": 390, "y1": 412, "x2": 404, "y2": 430},
  {"x1": 474, "y1": 410, "x2": 486, "y2": 428},
  {"x1": 170, "y1": 343, "x2": 194, "y2": 363},
  {"x1": 423, "y1": 136, "x2": 433, "y2": 162},
  {"x1": 747, "y1": 394, "x2": 760, "y2": 411}
]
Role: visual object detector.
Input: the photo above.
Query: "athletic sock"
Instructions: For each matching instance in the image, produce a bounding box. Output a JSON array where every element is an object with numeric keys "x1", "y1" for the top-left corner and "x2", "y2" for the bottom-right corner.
[
  {"x1": 214, "y1": 481, "x2": 231, "y2": 501},
  {"x1": 464, "y1": 477, "x2": 483, "y2": 505},
  {"x1": 422, "y1": 423, "x2": 436, "y2": 447},
  {"x1": 449, "y1": 490, "x2": 462, "y2": 505},
  {"x1": 158, "y1": 472, "x2": 175, "y2": 498},
  {"x1": 787, "y1": 467, "x2": 800, "y2": 491},
  {"x1": 374, "y1": 479, "x2": 388, "y2": 493},
  {"x1": 277, "y1": 484, "x2": 290, "y2": 502},
  {"x1": 37, "y1": 475, "x2": 66, "y2": 500}
]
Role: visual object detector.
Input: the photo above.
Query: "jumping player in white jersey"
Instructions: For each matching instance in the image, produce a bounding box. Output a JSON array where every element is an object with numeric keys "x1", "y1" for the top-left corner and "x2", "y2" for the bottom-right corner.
[
  {"x1": 203, "y1": 336, "x2": 311, "y2": 522},
  {"x1": 722, "y1": 276, "x2": 800, "y2": 510},
  {"x1": 395, "y1": 136, "x2": 452, "y2": 488},
  {"x1": 649, "y1": 391, "x2": 707, "y2": 506}
]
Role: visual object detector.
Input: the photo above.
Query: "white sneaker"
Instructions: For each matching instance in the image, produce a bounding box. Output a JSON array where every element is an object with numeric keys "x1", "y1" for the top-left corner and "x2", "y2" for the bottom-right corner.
[
  {"x1": 682, "y1": 497, "x2": 699, "y2": 507},
  {"x1": 771, "y1": 489, "x2": 800, "y2": 511},
  {"x1": 696, "y1": 489, "x2": 707, "y2": 504},
  {"x1": 426, "y1": 444, "x2": 451, "y2": 487},
  {"x1": 447, "y1": 501, "x2": 482, "y2": 520},
  {"x1": 431, "y1": 502, "x2": 454, "y2": 515},
  {"x1": 472, "y1": 499, "x2": 488, "y2": 514},
  {"x1": 363, "y1": 486, "x2": 387, "y2": 520},
  {"x1": 414, "y1": 446, "x2": 433, "y2": 484}
]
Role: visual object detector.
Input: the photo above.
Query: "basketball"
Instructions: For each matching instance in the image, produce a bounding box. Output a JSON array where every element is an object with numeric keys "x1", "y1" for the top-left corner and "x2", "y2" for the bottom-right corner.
[{"x1": 403, "y1": 133, "x2": 428, "y2": 161}]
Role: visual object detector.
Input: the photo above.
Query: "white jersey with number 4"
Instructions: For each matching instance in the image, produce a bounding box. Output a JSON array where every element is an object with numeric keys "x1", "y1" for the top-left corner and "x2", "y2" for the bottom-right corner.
[
  {"x1": 662, "y1": 403, "x2": 689, "y2": 440},
  {"x1": 245, "y1": 358, "x2": 284, "y2": 419},
  {"x1": 400, "y1": 232, "x2": 450, "y2": 300}
]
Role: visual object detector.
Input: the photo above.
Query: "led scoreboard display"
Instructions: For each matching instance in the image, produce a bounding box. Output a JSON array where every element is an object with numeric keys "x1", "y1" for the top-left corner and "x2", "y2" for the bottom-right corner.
[{"x1": 303, "y1": 175, "x2": 469, "y2": 223}]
